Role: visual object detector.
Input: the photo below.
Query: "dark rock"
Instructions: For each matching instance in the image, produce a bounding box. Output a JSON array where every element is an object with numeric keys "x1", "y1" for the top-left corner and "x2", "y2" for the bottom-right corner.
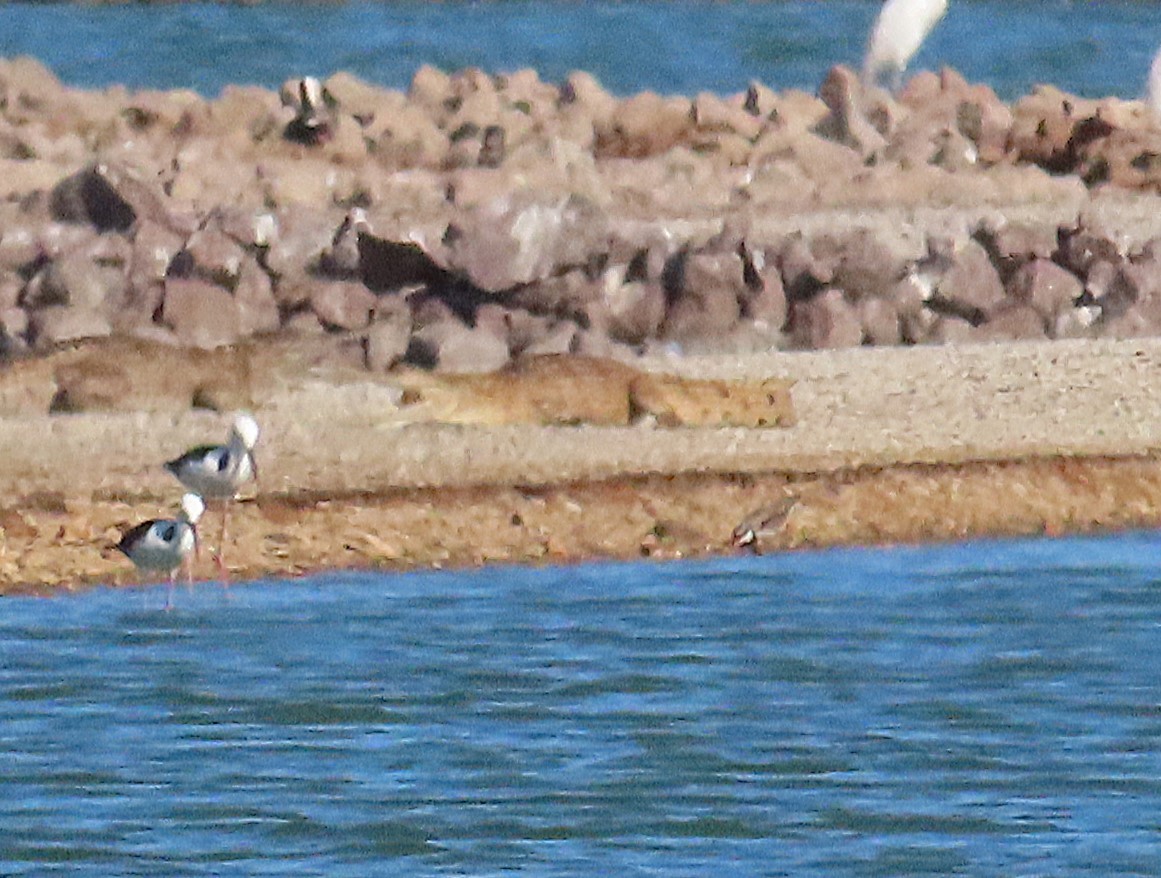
[
  {"x1": 1083, "y1": 260, "x2": 1136, "y2": 320},
  {"x1": 50, "y1": 163, "x2": 175, "y2": 233},
  {"x1": 358, "y1": 231, "x2": 453, "y2": 293}
]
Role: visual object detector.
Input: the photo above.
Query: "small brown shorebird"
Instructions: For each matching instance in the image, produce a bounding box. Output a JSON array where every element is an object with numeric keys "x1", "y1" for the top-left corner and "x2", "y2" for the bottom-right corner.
[
  {"x1": 164, "y1": 413, "x2": 259, "y2": 581},
  {"x1": 732, "y1": 496, "x2": 799, "y2": 552},
  {"x1": 116, "y1": 493, "x2": 204, "y2": 609}
]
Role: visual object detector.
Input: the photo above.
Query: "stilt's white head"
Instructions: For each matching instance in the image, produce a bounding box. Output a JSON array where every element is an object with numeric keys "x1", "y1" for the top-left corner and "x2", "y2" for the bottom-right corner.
[
  {"x1": 231, "y1": 413, "x2": 261, "y2": 451},
  {"x1": 179, "y1": 493, "x2": 206, "y2": 526}
]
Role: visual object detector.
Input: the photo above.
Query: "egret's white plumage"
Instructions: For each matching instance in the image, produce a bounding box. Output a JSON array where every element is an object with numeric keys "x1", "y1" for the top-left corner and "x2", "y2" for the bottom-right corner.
[
  {"x1": 863, "y1": 0, "x2": 949, "y2": 91},
  {"x1": 1147, "y1": 46, "x2": 1161, "y2": 117}
]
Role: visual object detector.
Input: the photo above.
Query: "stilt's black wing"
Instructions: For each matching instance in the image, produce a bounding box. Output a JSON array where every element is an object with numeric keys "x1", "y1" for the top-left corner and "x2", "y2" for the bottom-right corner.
[
  {"x1": 164, "y1": 444, "x2": 221, "y2": 475},
  {"x1": 116, "y1": 520, "x2": 158, "y2": 557}
]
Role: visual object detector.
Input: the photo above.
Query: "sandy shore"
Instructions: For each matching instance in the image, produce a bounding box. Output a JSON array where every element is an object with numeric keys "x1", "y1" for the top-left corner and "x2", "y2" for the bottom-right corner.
[{"x1": 3, "y1": 335, "x2": 1161, "y2": 595}]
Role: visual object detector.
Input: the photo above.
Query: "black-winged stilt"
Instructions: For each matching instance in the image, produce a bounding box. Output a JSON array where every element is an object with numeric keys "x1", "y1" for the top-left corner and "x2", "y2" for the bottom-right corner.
[{"x1": 116, "y1": 492, "x2": 204, "y2": 608}]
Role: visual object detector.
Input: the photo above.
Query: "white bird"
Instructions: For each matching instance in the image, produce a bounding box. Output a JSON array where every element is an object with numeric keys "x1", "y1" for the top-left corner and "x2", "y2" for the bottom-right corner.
[
  {"x1": 732, "y1": 496, "x2": 799, "y2": 551},
  {"x1": 863, "y1": 0, "x2": 949, "y2": 92},
  {"x1": 164, "y1": 413, "x2": 260, "y2": 578},
  {"x1": 116, "y1": 493, "x2": 204, "y2": 608},
  {"x1": 1146, "y1": 45, "x2": 1161, "y2": 118}
]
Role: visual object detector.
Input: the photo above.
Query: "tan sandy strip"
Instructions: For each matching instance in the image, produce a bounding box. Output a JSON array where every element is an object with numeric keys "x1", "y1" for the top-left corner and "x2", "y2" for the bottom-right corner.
[{"x1": 2, "y1": 336, "x2": 1161, "y2": 594}]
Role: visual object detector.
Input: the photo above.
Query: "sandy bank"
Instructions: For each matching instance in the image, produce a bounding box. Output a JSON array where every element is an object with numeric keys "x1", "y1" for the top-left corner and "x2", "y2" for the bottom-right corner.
[{"x1": 3, "y1": 336, "x2": 1161, "y2": 595}]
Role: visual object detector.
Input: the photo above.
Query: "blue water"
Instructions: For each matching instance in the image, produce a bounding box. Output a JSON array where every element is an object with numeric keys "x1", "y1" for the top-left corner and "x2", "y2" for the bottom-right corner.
[
  {"x1": 1, "y1": 1, "x2": 1160, "y2": 101},
  {"x1": 6, "y1": 532, "x2": 1161, "y2": 874}
]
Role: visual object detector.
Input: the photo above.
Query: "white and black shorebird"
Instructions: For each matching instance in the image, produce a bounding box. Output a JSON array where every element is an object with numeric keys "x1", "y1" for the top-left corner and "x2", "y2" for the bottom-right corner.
[
  {"x1": 164, "y1": 413, "x2": 260, "y2": 578},
  {"x1": 732, "y1": 496, "x2": 799, "y2": 552},
  {"x1": 116, "y1": 493, "x2": 205, "y2": 608}
]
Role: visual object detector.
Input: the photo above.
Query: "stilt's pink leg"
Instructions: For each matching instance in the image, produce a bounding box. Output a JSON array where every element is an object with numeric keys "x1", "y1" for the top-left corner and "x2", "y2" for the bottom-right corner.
[{"x1": 216, "y1": 500, "x2": 232, "y2": 588}]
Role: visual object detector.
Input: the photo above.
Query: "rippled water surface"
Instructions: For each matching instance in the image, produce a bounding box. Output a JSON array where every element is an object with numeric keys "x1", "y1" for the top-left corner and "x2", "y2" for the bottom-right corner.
[
  {"x1": 1, "y1": 1, "x2": 1161, "y2": 100},
  {"x1": 6, "y1": 533, "x2": 1161, "y2": 874}
]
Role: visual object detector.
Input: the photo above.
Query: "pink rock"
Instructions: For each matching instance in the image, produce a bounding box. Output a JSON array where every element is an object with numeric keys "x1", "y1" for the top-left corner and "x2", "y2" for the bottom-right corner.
[
  {"x1": 177, "y1": 225, "x2": 247, "y2": 286},
  {"x1": 738, "y1": 242, "x2": 788, "y2": 329},
  {"x1": 790, "y1": 289, "x2": 863, "y2": 349},
  {"x1": 661, "y1": 249, "x2": 744, "y2": 343},
  {"x1": 310, "y1": 280, "x2": 377, "y2": 331},
  {"x1": 1006, "y1": 258, "x2": 1082, "y2": 319},
  {"x1": 365, "y1": 299, "x2": 413, "y2": 371},
  {"x1": 604, "y1": 279, "x2": 666, "y2": 344},
  {"x1": 407, "y1": 315, "x2": 511, "y2": 373},
  {"x1": 161, "y1": 278, "x2": 241, "y2": 349},
  {"x1": 234, "y1": 256, "x2": 281, "y2": 336},
  {"x1": 598, "y1": 91, "x2": 692, "y2": 158},
  {"x1": 29, "y1": 306, "x2": 112, "y2": 349},
  {"x1": 447, "y1": 193, "x2": 608, "y2": 292},
  {"x1": 976, "y1": 303, "x2": 1047, "y2": 341},
  {"x1": 930, "y1": 239, "x2": 1006, "y2": 323},
  {"x1": 832, "y1": 231, "x2": 910, "y2": 301},
  {"x1": 519, "y1": 319, "x2": 579, "y2": 357},
  {"x1": 264, "y1": 206, "x2": 343, "y2": 278},
  {"x1": 814, "y1": 65, "x2": 887, "y2": 156},
  {"x1": 858, "y1": 296, "x2": 901, "y2": 345},
  {"x1": 26, "y1": 251, "x2": 127, "y2": 313}
]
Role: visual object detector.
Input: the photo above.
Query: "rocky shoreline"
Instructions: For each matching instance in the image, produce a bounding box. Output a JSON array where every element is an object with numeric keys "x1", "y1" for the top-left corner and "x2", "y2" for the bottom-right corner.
[
  {"x1": 5, "y1": 57, "x2": 1161, "y2": 593},
  {"x1": 3, "y1": 58, "x2": 1161, "y2": 371}
]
